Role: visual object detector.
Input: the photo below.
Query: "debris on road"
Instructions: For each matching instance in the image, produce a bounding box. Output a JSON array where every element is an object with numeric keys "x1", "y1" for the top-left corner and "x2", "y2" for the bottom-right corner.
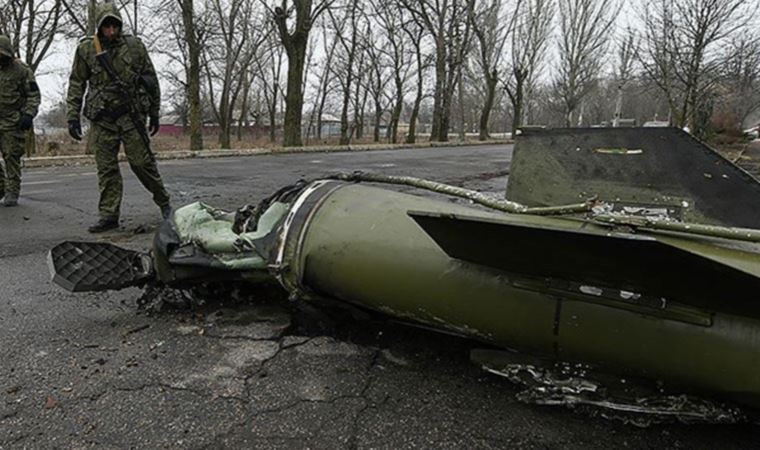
[{"x1": 48, "y1": 128, "x2": 760, "y2": 422}]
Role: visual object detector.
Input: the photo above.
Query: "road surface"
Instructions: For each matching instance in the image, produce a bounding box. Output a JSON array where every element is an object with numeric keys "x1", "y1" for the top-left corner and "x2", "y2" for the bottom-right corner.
[{"x1": 1, "y1": 144, "x2": 757, "y2": 449}]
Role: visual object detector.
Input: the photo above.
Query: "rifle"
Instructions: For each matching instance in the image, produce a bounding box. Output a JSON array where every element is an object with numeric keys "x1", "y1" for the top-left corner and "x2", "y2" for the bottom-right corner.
[{"x1": 93, "y1": 34, "x2": 152, "y2": 151}]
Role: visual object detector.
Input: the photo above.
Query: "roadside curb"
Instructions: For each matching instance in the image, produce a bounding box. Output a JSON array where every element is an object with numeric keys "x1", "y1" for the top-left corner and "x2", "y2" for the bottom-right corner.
[{"x1": 22, "y1": 139, "x2": 512, "y2": 168}]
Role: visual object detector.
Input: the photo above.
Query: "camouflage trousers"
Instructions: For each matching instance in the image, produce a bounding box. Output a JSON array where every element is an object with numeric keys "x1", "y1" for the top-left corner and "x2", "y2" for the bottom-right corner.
[
  {"x1": 89, "y1": 122, "x2": 170, "y2": 220},
  {"x1": 0, "y1": 129, "x2": 25, "y2": 198}
]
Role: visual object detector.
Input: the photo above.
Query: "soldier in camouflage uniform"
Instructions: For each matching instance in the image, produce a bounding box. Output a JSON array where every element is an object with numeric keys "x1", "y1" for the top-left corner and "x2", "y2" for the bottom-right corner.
[
  {"x1": 66, "y1": 3, "x2": 171, "y2": 233},
  {"x1": 0, "y1": 34, "x2": 40, "y2": 207}
]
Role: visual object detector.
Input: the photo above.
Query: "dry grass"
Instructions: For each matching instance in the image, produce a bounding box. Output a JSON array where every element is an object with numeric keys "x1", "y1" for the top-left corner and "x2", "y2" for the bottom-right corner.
[{"x1": 28, "y1": 131, "x2": 413, "y2": 157}]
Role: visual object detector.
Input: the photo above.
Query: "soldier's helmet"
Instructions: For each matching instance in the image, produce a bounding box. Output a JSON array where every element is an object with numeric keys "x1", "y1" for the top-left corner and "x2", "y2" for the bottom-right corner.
[{"x1": 0, "y1": 35, "x2": 14, "y2": 58}]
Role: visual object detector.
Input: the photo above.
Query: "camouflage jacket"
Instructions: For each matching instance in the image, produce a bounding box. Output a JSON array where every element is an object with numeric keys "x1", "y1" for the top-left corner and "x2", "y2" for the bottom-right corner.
[
  {"x1": 0, "y1": 60, "x2": 40, "y2": 132},
  {"x1": 66, "y1": 6, "x2": 160, "y2": 129}
]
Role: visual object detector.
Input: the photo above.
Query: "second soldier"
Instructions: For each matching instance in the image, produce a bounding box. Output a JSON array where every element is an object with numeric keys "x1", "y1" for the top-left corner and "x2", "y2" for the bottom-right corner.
[
  {"x1": 66, "y1": 3, "x2": 171, "y2": 233},
  {"x1": 0, "y1": 34, "x2": 40, "y2": 207}
]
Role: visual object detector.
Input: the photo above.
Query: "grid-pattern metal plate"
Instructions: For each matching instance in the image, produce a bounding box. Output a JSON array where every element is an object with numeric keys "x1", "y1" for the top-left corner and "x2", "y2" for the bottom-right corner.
[{"x1": 48, "y1": 241, "x2": 153, "y2": 292}]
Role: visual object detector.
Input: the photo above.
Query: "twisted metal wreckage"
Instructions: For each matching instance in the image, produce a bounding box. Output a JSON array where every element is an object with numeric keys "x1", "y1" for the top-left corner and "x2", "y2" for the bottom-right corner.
[{"x1": 50, "y1": 128, "x2": 760, "y2": 424}]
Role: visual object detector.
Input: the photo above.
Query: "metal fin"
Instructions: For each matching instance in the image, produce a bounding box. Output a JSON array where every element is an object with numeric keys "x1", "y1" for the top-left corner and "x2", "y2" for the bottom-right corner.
[
  {"x1": 410, "y1": 211, "x2": 760, "y2": 318},
  {"x1": 507, "y1": 128, "x2": 760, "y2": 227},
  {"x1": 48, "y1": 241, "x2": 153, "y2": 292}
]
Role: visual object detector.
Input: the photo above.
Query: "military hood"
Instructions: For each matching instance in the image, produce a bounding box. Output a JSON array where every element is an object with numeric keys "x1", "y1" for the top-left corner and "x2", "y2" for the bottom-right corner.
[
  {"x1": 0, "y1": 35, "x2": 13, "y2": 58},
  {"x1": 95, "y1": 3, "x2": 123, "y2": 30}
]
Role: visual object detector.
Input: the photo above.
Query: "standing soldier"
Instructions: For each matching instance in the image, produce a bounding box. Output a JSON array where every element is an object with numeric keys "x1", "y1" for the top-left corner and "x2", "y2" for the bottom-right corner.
[
  {"x1": 66, "y1": 3, "x2": 171, "y2": 233},
  {"x1": 0, "y1": 34, "x2": 40, "y2": 207}
]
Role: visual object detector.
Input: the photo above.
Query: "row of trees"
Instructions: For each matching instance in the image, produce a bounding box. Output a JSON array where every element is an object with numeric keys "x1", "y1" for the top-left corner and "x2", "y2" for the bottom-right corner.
[{"x1": 2, "y1": 0, "x2": 759, "y2": 148}]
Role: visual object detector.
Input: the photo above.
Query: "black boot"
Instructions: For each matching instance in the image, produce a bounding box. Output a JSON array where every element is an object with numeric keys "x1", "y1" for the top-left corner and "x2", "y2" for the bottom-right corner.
[
  {"x1": 2, "y1": 192, "x2": 18, "y2": 207},
  {"x1": 88, "y1": 217, "x2": 119, "y2": 233}
]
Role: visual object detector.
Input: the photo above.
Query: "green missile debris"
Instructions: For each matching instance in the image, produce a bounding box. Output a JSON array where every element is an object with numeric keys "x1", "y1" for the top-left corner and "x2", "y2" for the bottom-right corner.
[{"x1": 48, "y1": 128, "x2": 760, "y2": 418}]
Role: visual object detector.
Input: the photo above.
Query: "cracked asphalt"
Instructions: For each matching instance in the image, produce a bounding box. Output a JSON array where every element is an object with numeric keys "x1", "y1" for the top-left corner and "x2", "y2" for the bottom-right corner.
[{"x1": 1, "y1": 144, "x2": 759, "y2": 449}]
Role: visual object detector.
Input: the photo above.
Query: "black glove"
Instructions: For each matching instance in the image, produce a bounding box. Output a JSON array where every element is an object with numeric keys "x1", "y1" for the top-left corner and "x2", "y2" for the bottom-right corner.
[
  {"x1": 18, "y1": 114, "x2": 33, "y2": 131},
  {"x1": 68, "y1": 120, "x2": 82, "y2": 141},
  {"x1": 149, "y1": 115, "x2": 160, "y2": 136}
]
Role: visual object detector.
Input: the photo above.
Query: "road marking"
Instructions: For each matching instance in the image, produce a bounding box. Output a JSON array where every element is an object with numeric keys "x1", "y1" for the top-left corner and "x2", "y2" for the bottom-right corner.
[
  {"x1": 60, "y1": 172, "x2": 96, "y2": 177},
  {"x1": 22, "y1": 189, "x2": 53, "y2": 195},
  {"x1": 210, "y1": 159, "x2": 248, "y2": 164},
  {"x1": 22, "y1": 180, "x2": 63, "y2": 186}
]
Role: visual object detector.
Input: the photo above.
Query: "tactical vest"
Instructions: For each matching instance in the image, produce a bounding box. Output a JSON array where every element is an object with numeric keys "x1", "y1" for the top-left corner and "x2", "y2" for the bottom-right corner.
[
  {"x1": 82, "y1": 36, "x2": 151, "y2": 122},
  {"x1": 0, "y1": 61, "x2": 31, "y2": 128}
]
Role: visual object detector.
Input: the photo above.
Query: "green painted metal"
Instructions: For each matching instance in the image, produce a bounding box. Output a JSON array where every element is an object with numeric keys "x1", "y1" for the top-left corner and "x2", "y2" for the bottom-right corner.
[
  {"x1": 270, "y1": 182, "x2": 760, "y2": 408},
  {"x1": 507, "y1": 128, "x2": 760, "y2": 228},
  {"x1": 281, "y1": 183, "x2": 559, "y2": 353},
  {"x1": 85, "y1": 173, "x2": 760, "y2": 410}
]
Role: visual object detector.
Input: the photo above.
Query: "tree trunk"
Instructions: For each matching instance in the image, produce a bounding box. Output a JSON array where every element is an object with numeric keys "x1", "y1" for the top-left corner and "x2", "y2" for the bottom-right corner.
[
  {"x1": 373, "y1": 99, "x2": 381, "y2": 143},
  {"x1": 282, "y1": 45, "x2": 306, "y2": 147},
  {"x1": 269, "y1": 82, "x2": 278, "y2": 143},
  {"x1": 406, "y1": 43, "x2": 424, "y2": 144},
  {"x1": 612, "y1": 83, "x2": 623, "y2": 127},
  {"x1": 458, "y1": 67, "x2": 465, "y2": 140},
  {"x1": 25, "y1": 130, "x2": 36, "y2": 156},
  {"x1": 219, "y1": 123, "x2": 231, "y2": 148},
  {"x1": 430, "y1": 38, "x2": 446, "y2": 141},
  {"x1": 237, "y1": 71, "x2": 250, "y2": 141},
  {"x1": 219, "y1": 98, "x2": 231, "y2": 148},
  {"x1": 390, "y1": 96, "x2": 402, "y2": 143},
  {"x1": 510, "y1": 76, "x2": 525, "y2": 136},
  {"x1": 339, "y1": 81, "x2": 353, "y2": 145},
  {"x1": 353, "y1": 69, "x2": 367, "y2": 140},
  {"x1": 439, "y1": 87, "x2": 451, "y2": 141},
  {"x1": 315, "y1": 75, "x2": 330, "y2": 140},
  {"x1": 479, "y1": 73, "x2": 497, "y2": 140},
  {"x1": 218, "y1": 80, "x2": 231, "y2": 149},
  {"x1": 182, "y1": 0, "x2": 203, "y2": 150},
  {"x1": 86, "y1": 0, "x2": 97, "y2": 34}
]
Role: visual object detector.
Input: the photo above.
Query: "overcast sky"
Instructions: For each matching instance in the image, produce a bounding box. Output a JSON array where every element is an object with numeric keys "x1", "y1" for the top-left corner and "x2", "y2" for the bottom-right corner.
[
  {"x1": 35, "y1": 37, "x2": 173, "y2": 111},
  {"x1": 30, "y1": 0, "x2": 759, "y2": 114}
]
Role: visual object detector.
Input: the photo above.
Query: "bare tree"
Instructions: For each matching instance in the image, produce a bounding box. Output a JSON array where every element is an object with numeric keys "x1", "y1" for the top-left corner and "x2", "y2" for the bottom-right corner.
[
  {"x1": 179, "y1": 0, "x2": 205, "y2": 149},
  {"x1": 305, "y1": 23, "x2": 339, "y2": 141},
  {"x1": 505, "y1": 0, "x2": 552, "y2": 134},
  {"x1": 638, "y1": 0, "x2": 752, "y2": 136},
  {"x1": 352, "y1": 43, "x2": 369, "y2": 139},
  {"x1": 252, "y1": 30, "x2": 286, "y2": 142},
  {"x1": 554, "y1": 0, "x2": 618, "y2": 126},
  {"x1": 269, "y1": 0, "x2": 334, "y2": 147},
  {"x1": 401, "y1": 16, "x2": 426, "y2": 143},
  {"x1": 468, "y1": 0, "x2": 511, "y2": 140},
  {"x1": 203, "y1": 0, "x2": 265, "y2": 148},
  {"x1": 401, "y1": 0, "x2": 473, "y2": 141},
  {"x1": 156, "y1": 0, "x2": 208, "y2": 149},
  {"x1": 612, "y1": 29, "x2": 636, "y2": 127},
  {"x1": 327, "y1": 0, "x2": 362, "y2": 145},
  {"x1": 56, "y1": 0, "x2": 96, "y2": 36},
  {"x1": 363, "y1": 27, "x2": 392, "y2": 142},
  {"x1": 371, "y1": 0, "x2": 414, "y2": 143},
  {"x1": 0, "y1": 0, "x2": 62, "y2": 71},
  {"x1": 717, "y1": 31, "x2": 760, "y2": 129}
]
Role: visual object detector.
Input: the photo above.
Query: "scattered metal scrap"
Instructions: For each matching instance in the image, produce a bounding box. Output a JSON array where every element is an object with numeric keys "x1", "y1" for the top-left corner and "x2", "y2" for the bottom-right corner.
[{"x1": 472, "y1": 349, "x2": 746, "y2": 426}]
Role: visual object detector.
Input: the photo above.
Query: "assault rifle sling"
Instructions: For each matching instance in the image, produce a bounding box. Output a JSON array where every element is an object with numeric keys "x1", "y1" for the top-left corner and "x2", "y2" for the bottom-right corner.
[{"x1": 93, "y1": 34, "x2": 152, "y2": 151}]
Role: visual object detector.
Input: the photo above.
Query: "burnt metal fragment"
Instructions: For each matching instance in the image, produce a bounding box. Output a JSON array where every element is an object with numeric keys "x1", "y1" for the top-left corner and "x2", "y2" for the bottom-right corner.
[{"x1": 48, "y1": 241, "x2": 152, "y2": 292}]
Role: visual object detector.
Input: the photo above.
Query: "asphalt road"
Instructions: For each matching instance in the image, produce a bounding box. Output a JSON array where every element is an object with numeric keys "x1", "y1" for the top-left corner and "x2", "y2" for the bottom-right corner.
[{"x1": 1, "y1": 144, "x2": 758, "y2": 449}]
